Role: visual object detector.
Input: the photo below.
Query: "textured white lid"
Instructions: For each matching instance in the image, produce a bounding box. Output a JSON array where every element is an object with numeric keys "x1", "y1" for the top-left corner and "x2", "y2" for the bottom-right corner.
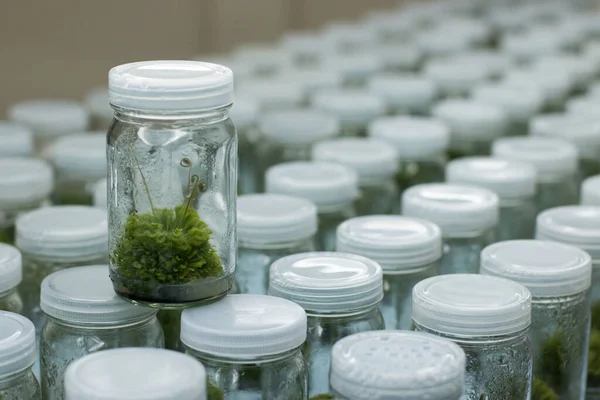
[
  {"x1": 0, "y1": 244, "x2": 22, "y2": 294},
  {"x1": 312, "y1": 89, "x2": 385, "y2": 127},
  {"x1": 181, "y1": 294, "x2": 307, "y2": 358},
  {"x1": 446, "y1": 157, "x2": 537, "y2": 199},
  {"x1": 265, "y1": 161, "x2": 358, "y2": 212},
  {"x1": 367, "y1": 44, "x2": 421, "y2": 71},
  {"x1": 530, "y1": 113, "x2": 600, "y2": 159},
  {"x1": 312, "y1": 138, "x2": 398, "y2": 184},
  {"x1": 41, "y1": 265, "x2": 156, "y2": 325},
  {"x1": 368, "y1": 75, "x2": 437, "y2": 111},
  {"x1": 237, "y1": 194, "x2": 317, "y2": 246},
  {"x1": 503, "y1": 69, "x2": 572, "y2": 107},
  {"x1": 85, "y1": 88, "x2": 113, "y2": 122},
  {"x1": 412, "y1": 274, "x2": 532, "y2": 337},
  {"x1": 0, "y1": 122, "x2": 34, "y2": 157},
  {"x1": 237, "y1": 79, "x2": 303, "y2": 111},
  {"x1": 64, "y1": 348, "x2": 207, "y2": 400},
  {"x1": 0, "y1": 157, "x2": 53, "y2": 209},
  {"x1": 8, "y1": 99, "x2": 89, "y2": 137},
  {"x1": 368, "y1": 116, "x2": 449, "y2": 159},
  {"x1": 471, "y1": 84, "x2": 543, "y2": 124},
  {"x1": 50, "y1": 132, "x2": 107, "y2": 179},
  {"x1": 269, "y1": 252, "x2": 384, "y2": 314},
  {"x1": 229, "y1": 96, "x2": 258, "y2": 130},
  {"x1": 322, "y1": 53, "x2": 383, "y2": 83},
  {"x1": 481, "y1": 240, "x2": 592, "y2": 297},
  {"x1": 492, "y1": 137, "x2": 579, "y2": 182},
  {"x1": 567, "y1": 97, "x2": 600, "y2": 118},
  {"x1": 402, "y1": 183, "x2": 499, "y2": 237},
  {"x1": 258, "y1": 109, "x2": 339, "y2": 145},
  {"x1": 582, "y1": 175, "x2": 600, "y2": 206},
  {"x1": 16, "y1": 206, "x2": 108, "y2": 259},
  {"x1": 93, "y1": 179, "x2": 107, "y2": 209},
  {"x1": 0, "y1": 311, "x2": 36, "y2": 377},
  {"x1": 109, "y1": 61, "x2": 233, "y2": 112},
  {"x1": 536, "y1": 206, "x2": 600, "y2": 261},
  {"x1": 432, "y1": 100, "x2": 507, "y2": 142},
  {"x1": 232, "y1": 45, "x2": 293, "y2": 73},
  {"x1": 280, "y1": 68, "x2": 342, "y2": 96},
  {"x1": 424, "y1": 59, "x2": 489, "y2": 96},
  {"x1": 336, "y1": 216, "x2": 443, "y2": 273},
  {"x1": 330, "y1": 331, "x2": 465, "y2": 400},
  {"x1": 532, "y1": 55, "x2": 596, "y2": 89},
  {"x1": 500, "y1": 30, "x2": 564, "y2": 64}
]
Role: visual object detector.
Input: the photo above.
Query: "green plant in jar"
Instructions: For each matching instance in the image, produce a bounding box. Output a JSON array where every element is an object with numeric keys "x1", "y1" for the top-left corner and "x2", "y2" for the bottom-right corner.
[
  {"x1": 208, "y1": 381, "x2": 225, "y2": 400},
  {"x1": 588, "y1": 302, "x2": 600, "y2": 386},
  {"x1": 531, "y1": 330, "x2": 563, "y2": 400},
  {"x1": 309, "y1": 394, "x2": 334, "y2": 400}
]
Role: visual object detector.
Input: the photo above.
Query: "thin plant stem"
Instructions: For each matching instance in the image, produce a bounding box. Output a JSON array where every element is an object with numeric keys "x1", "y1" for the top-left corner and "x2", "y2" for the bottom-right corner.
[{"x1": 132, "y1": 152, "x2": 155, "y2": 215}]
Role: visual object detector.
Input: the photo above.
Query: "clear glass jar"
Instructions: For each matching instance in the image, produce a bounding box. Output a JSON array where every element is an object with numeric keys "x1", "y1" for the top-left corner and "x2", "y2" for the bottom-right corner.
[
  {"x1": 311, "y1": 90, "x2": 385, "y2": 137},
  {"x1": 329, "y1": 331, "x2": 466, "y2": 400},
  {"x1": 266, "y1": 162, "x2": 358, "y2": 252},
  {"x1": 481, "y1": 240, "x2": 592, "y2": 400},
  {"x1": 269, "y1": 252, "x2": 384, "y2": 397},
  {"x1": 0, "y1": 122, "x2": 33, "y2": 158},
  {"x1": 368, "y1": 75, "x2": 437, "y2": 116},
  {"x1": 582, "y1": 175, "x2": 600, "y2": 205},
  {"x1": 413, "y1": 274, "x2": 533, "y2": 400},
  {"x1": 446, "y1": 157, "x2": 538, "y2": 240},
  {"x1": 16, "y1": 206, "x2": 108, "y2": 331},
  {"x1": 0, "y1": 158, "x2": 53, "y2": 245},
  {"x1": 49, "y1": 132, "x2": 107, "y2": 205},
  {"x1": 230, "y1": 97, "x2": 259, "y2": 196},
  {"x1": 0, "y1": 244, "x2": 23, "y2": 314},
  {"x1": 64, "y1": 348, "x2": 206, "y2": 400},
  {"x1": 237, "y1": 194, "x2": 317, "y2": 295},
  {"x1": 181, "y1": 294, "x2": 308, "y2": 399},
  {"x1": 336, "y1": 216, "x2": 442, "y2": 330},
  {"x1": 312, "y1": 138, "x2": 398, "y2": 216},
  {"x1": 492, "y1": 137, "x2": 580, "y2": 212},
  {"x1": 39, "y1": 265, "x2": 163, "y2": 400},
  {"x1": 107, "y1": 61, "x2": 237, "y2": 308},
  {"x1": 0, "y1": 311, "x2": 41, "y2": 399},
  {"x1": 84, "y1": 88, "x2": 113, "y2": 131},
  {"x1": 402, "y1": 183, "x2": 498, "y2": 275}
]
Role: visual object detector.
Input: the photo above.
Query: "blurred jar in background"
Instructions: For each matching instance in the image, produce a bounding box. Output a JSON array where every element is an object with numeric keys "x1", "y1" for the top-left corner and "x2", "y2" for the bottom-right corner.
[
  {"x1": 321, "y1": 53, "x2": 383, "y2": 87},
  {"x1": 452, "y1": 50, "x2": 514, "y2": 81},
  {"x1": 423, "y1": 59, "x2": 490, "y2": 99},
  {"x1": 92, "y1": 179, "x2": 107, "y2": 209},
  {"x1": 532, "y1": 54, "x2": 596, "y2": 94},
  {"x1": 500, "y1": 29, "x2": 565, "y2": 65},
  {"x1": 280, "y1": 32, "x2": 333, "y2": 66},
  {"x1": 84, "y1": 88, "x2": 112, "y2": 131},
  {"x1": 368, "y1": 74, "x2": 437, "y2": 116},
  {"x1": 0, "y1": 243, "x2": 23, "y2": 314},
  {"x1": 321, "y1": 22, "x2": 378, "y2": 54},
  {"x1": 237, "y1": 79, "x2": 304, "y2": 112},
  {"x1": 367, "y1": 44, "x2": 422, "y2": 73},
  {"x1": 582, "y1": 175, "x2": 600, "y2": 205},
  {"x1": 502, "y1": 68, "x2": 572, "y2": 112},
  {"x1": 230, "y1": 97, "x2": 259, "y2": 195},
  {"x1": 280, "y1": 68, "x2": 343, "y2": 105},
  {"x1": 232, "y1": 45, "x2": 293, "y2": 77},
  {"x1": 0, "y1": 122, "x2": 34, "y2": 158}
]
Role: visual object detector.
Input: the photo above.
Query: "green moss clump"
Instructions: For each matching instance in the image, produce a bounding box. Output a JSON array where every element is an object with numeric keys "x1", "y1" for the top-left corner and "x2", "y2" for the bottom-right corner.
[
  {"x1": 309, "y1": 394, "x2": 334, "y2": 400},
  {"x1": 540, "y1": 330, "x2": 565, "y2": 390},
  {"x1": 531, "y1": 378, "x2": 558, "y2": 400},
  {"x1": 207, "y1": 381, "x2": 224, "y2": 400},
  {"x1": 588, "y1": 301, "x2": 600, "y2": 386}
]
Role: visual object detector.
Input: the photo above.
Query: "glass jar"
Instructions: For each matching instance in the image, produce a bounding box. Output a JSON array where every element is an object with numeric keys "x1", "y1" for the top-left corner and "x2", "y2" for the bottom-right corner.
[
  {"x1": 49, "y1": 132, "x2": 107, "y2": 205},
  {"x1": 368, "y1": 75, "x2": 437, "y2": 116},
  {"x1": 481, "y1": 240, "x2": 592, "y2": 400},
  {"x1": 266, "y1": 162, "x2": 358, "y2": 252},
  {"x1": 402, "y1": 183, "x2": 499, "y2": 275},
  {"x1": 92, "y1": 179, "x2": 107, "y2": 209},
  {"x1": 237, "y1": 194, "x2": 317, "y2": 295},
  {"x1": 432, "y1": 100, "x2": 507, "y2": 159},
  {"x1": 0, "y1": 311, "x2": 40, "y2": 399},
  {"x1": 312, "y1": 138, "x2": 398, "y2": 216},
  {"x1": 492, "y1": 137, "x2": 580, "y2": 212},
  {"x1": 0, "y1": 122, "x2": 33, "y2": 158},
  {"x1": 107, "y1": 61, "x2": 237, "y2": 308},
  {"x1": 181, "y1": 294, "x2": 308, "y2": 399},
  {"x1": 336, "y1": 216, "x2": 442, "y2": 330},
  {"x1": 582, "y1": 175, "x2": 600, "y2": 205},
  {"x1": 40, "y1": 265, "x2": 164, "y2": 400},
  {"x1": 84, "y1": 88, "x2": 113, "y2": 131},
  {"x1": 368, "y1": 116, "x2": 449, "y2": 197},
  {"x1": 311, "y1": 89, "x2": 385, "y2": 137},
  {"x1": 268, "y1": 252, "x2": 384, "y2": 398},
  {"x1": 8, "y1": 100, "x2": 89, "y2": 158},
  {"x1": 16, "y1": 206, "x2": 108, "y2": 331},
  {"x1": 255, "y1": 110, "x2": 339, "y2": 192},
  {"x1": 446, "y1": 157, "x2": 537, "y2": 240},
  {"x1": 0, "y1": 244, "x2": 23, "y2": 314},
  {"x1": 0, "y1": 158, "x2": 53, "y2": 245},
  {"x1": 412, "y1": 274, "x2": 533, "y2": 400},
  {"x1": 64, "y1": 348, "x2": 206, "y2": 400},
  {"x1": 329, "y1": 331, "x2": 466, "y2": 400},
  {"x1": 423, "y1": 59, "x2": 489, "y2": 99},
  {"x1": 321, "y1": 53, "x2": 383, "y2": 87},
  {"x1": 230, "y1": 97, "x2": 259, "y2": 195}
]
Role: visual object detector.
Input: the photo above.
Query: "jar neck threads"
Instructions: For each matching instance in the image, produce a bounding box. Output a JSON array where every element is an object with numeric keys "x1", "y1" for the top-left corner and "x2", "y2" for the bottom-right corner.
[
  {"x1": 187, "y1": 346, "x2": 303, "y2": 366},
  {"x1": 113, "y1": 106, "x2": 231, "y2": 123}
]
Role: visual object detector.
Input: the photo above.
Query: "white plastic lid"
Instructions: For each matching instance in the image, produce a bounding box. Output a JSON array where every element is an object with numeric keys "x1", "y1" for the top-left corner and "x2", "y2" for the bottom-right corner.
[
  {"x1": 336, "y1": 216, "x2": 443, "y2": 273},
  {"x1": 109, "y1": 61, "x2": 233, "y2": 112},
  {"x1": 402, "y1": 183, "x2": 499, "y2": 237},
  {"x1": 536, "y1": 206, "x2": 600, "y2": 261},
  {"x1": 322, "y1": 53, "x2": 383, "y2": 83},
  {"x1": 368, "y1": 75, "x2": 437, "y2": 112},
  {"x1": 279, "y1": 69, "x2": 342, "y2": 96},
  {"x1": 0, "y1": 244, "x2": 22, "y2": 294},
  {"x1": 312, "y1": 89, "x2": 385, "y2": 127},
  {"x1": 582, "y1": 175, "x2": 600, "y2": 205},
  {"x1": 237, "y1": 79, "x2": 303, "y2": 111},
  {"x1": 492, "y1": 137, "x2": 579, "y2": 182},
  {"x1": 41, "y1": 265, "x2": 156, "y2": 325},
  {"x1": 502, "y1": 69, "x2": 572, "y2": 108},
  {"x1": 367, "y1": 44, "x2": 421, "y2": 71},
  {"x1": 266, "y1": 161, "x2": 358, "y2": 212},
  {"x1": 0, "y1": 122, "x2": 34, "y2": 157},
  {"x1": 330, "y1": 331, "x2": 465, "y2": 400},
  {"x1": 64, "y1": 348, "x2": 207, "y2": 400},
  {"x1": 416, "y1": 29, "x2": 473, "y2": 58},
  {"x1": 181, "y1": 294, "x2": 306, "y2": 358},
  {"x1": 532, "y1": 55, "x2": 596, "y2": 90},
  {"x1": 424, "y1": 59, "x2": 489, "y2": 97},
  {"x1": 16, "y1": 206, "x2": 108, "y2": 260},
  {"x1": 0, "y1": 157, "x2": 53, "y2": 210},
  {"x1": 530, "y1": 113, "x2": 600, "y2": 159},
  {"x1": 85, "y1": 88, "x2": 113, "y2": 122},
  {"x1": 50, "y1": 132, "x2": 107, "y2": 179},
  {"x1": 432, "y1": 100, "x2": 507, "y2": 142},
  {"x1": 368, "y1": 116, "x2": 449, "y2": 159},
  {"x1": 229, "y1": 97, "x2": 258, "y2": 130},
  {"x1": 237, "y1": 194, "x2": 317, "y2": 247},
  {"x1": 0, "y1": 311, "x2": 36, "y2": 377},
  {"x1": 258, "y1": 109, "x2": 339, "y2": 146},
  {"x1": 93, "y1": 179, "x2": 107, "y2": 209},
  {"x1": 232, "y1": 45, "x2": 293, "y2": 74},
  {"x1": 453, "y1": 51, "x2": 514, "y2": 79},
  {"x1": 8, "y1": 99, "x2": 89, "y2": 137},
  {"x1": 412, "y1": 274, "x2": 532, "y2": 337},
  {"x1": 322, "y1": 22, "x2": 378, "y2": 51},
  {"x1": 312, "y1": 138, "x2": 398, "y2": 185},
  {"x1": 567, "y1": 96, "x2": 600, "y2": 118},
  {"x1": 481, "y1": 240, "x2": 592, "y2": 297},
  {"x1": 500, "y1": 30, "x2": 563, "y2": 64},
  {"x1": 446, "y1": 157, "x2": 537, "y2": 200},
  {"x1": 269, "y1": 252, "x2": 384, "y2": 314},
  {"x1": 471, "y1": 84, "x2": 543, "y2": 124}
]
